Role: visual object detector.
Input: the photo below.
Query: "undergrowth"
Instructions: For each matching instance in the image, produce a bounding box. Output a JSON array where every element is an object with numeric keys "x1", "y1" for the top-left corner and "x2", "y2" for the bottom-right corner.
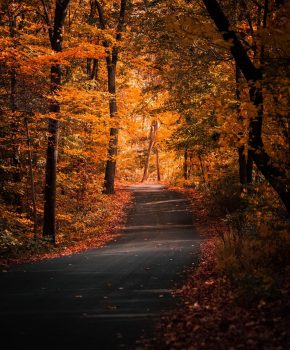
[
  {"x1": 0, "y1": 188, "x2": 132, "y2": 269},
  {"x1": 209, "y1": 176, "x2": 290, "y2": 304}
]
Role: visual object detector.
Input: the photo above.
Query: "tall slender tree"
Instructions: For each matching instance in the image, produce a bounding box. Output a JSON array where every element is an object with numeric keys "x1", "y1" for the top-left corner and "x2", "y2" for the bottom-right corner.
[
  {"x1": 142, "y1": 120, "x2": 158, "y2": 182},
  {"x1": 95, "y1": 0, "x2": 127, "y2": 194},
  {"x1": 42, "y1": 0, "x2": 70, "y2": 242}
]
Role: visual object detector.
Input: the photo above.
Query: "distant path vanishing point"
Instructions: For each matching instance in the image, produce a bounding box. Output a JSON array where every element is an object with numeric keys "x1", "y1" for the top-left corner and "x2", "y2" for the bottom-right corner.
[{"x1": 0, "y1": 184, "x2": 202, "y2": 349}]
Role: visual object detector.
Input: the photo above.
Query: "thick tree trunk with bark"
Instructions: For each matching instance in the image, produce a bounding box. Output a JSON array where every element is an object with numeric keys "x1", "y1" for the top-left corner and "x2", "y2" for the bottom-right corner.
[
  {"x1": 97, "y1": 0, "x2": 127, "y2": 194},
  {"x1": 103, "y1": 62, "x2": 118, "y2": 194},
  {"x1": 103, "y1": 78, "x2": 118, "y2": 193},
  {"x1": 43, "y1": 113, "x2": 59, "y2": 240},
  {"x1": 43, "y1": 0, "x2": 70, "y2": 241},
  {"x1": 202, "y1": 0, "x2": 290, "y2": 213},
  {"x1": 236, "y1": 65, "x2": 253, "y2": 186}
]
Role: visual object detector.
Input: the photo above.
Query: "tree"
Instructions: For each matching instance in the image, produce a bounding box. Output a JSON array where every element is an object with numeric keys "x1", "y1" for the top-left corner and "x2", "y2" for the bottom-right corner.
[
  {"x1": 142, "y1": 120, "x2": 158, "y2": 182},
  {"x1": 42, "y1": 0, "x2": 70, "y2": 242},
  {"x1": 0, "y1": 0, "x2": 22, "y2": 209},
  {"x1": 202, "y1": 0, "x2": 290, "y2": 212},
  {"x1": 95, "y1": 0, "x2": 127, "y2": 194}
]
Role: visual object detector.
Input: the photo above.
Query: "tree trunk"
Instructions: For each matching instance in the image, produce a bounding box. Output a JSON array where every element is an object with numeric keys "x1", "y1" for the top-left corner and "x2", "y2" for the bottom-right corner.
[
  {"x1": 103, "y1": 63, "x2": 118, "y2": 194},
  {"x1": 25, "y1": 118, "x2": 37, "y2": 239},
  {"x1": 198, "y1": 154, "x2": 206, "y2": 183},
  {"x1": 154, "y1": 121, "x2": 160, "y2": 181},
  {"x1": 236, "y1": 65, "x2": 248, "y2": 186},
  {"x1": 87, "y1": 58, "x2": 99, "y2": 80},
  {"x1": 43, "y1": 114, "x2": 59, "y2": 240},
  {"x1": 43, "y1": 0, "x2": 70, "y2": 241},
  {"x1": 189, "y1": 152, "x2": 193, "y2": 178},
  {"x1": 236, "y1": 65, "x2": 252, "y2": 186},
  {"x1": 86, "y1": 58, "x2": 92, "y2": 77},
  {"x1": 238, "y1": 147, "x2": 253, "y2": 186},
  {"x1": 155, "y1": 148, "x2": 161, "y2": 181},
  {"x1": 202, "y1": 0, "x2": 290, "y2": 213},
  {"x1": 247, "y1": 154, "x2": 253, "y2": 184},
  {"x1": 97, "y1": 0, "x2": 127, "y2": 194},
  {"x1": 183, "y1": 150, "x2": 188, "y2": 180},
  {"x1": 142, "y1": 122, "x2": 156, "y2": 182},
  {"x1": 91, "y1": 59, "x2": 99, "y2": 80},
  {"x1": 10, "y1": 68, "x2": 22, "y2": 207},
  {"x1": 238, "y1": 146, "x2": 247, "y2": 186},
  {"x1": 288, "y1": 118, "x2": 290, "y2": 156},
  {"x1": 87, "y1": 1, "x2": 99, "y2": 80},
  {"x1": 8, "y1": 9, "x2": 22, "y2": 208}
]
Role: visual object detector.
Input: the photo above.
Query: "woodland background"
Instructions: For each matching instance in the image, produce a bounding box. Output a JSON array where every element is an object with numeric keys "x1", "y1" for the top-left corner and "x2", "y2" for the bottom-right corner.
[{"x1": 0, "y1": 0, "x2": 290, "y2": 347}]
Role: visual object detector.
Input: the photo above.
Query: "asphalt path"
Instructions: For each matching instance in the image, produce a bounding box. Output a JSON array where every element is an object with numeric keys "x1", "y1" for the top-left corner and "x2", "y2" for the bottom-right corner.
[{"x1": 0, "y1": 184, "x2": 202, "y2": 349}]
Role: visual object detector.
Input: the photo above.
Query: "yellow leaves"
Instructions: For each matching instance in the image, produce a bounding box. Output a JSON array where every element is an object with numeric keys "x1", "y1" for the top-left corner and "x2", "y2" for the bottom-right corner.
[
  {"x1": 55, "y1": 85, "x2": 102, "y2": 105},
  {"x1": 16, "y1": 216, "x2": 34, "y2": 226},
  {"x1": 56, "y1": 213, "x2": 74, "y2": 222},
  {"x1": 164, "y1": 8, "x2": 219, "y2": 46},
  {"x1": 0, "y1": 205, "x2": 33, "y2": 228},
  {"x1": 28, "y1": 51, "x2": 70, "y2": 68},
  {"x1": 60, "y1": 43, "x2": 106, "y2": 60},
  {"x1": 12, "y1": 42, "x2": 106, "y2": 75},
  {"x1": 0, "y1": 37, "x2": 14, "y2": 48},
  {"x1": 64, "y1": 148, "x2": 89, "y2": 157},
  {"x1": 0, "y1": 45, "x2": 24, "y2": 67},
  {"x1": 40, "y1": 85, "x2": 109, "y2": 124},
  {"x1": 74, "y1": 23, "x2": 102, "y2": 37}
]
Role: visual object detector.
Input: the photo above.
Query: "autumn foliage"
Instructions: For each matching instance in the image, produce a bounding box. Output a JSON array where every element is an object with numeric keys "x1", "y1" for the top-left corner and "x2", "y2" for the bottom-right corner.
[{"x1": 0, "y1": 0, "x2": 290, "y2": 347}]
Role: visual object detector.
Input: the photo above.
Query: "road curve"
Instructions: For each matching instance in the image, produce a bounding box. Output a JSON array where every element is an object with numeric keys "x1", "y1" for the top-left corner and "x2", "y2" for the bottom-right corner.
[{"x1": 0, "y1": 184, "x2": 202, "y2": 349}]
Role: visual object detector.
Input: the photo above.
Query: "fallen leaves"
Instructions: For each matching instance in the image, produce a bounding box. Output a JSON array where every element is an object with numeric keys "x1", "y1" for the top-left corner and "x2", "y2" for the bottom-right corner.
[
  {"x1": 150, "y1": 239, "x2": 290, "y2": 349},
  {"x1": 0, "y1": 189, "x2": 132, "y2": 270},
  {"x1": 106, "y1": 305, "x2": 118, "y2": 311},
  {"x1": 146, "y1": 187, "x2": 290, "y2": 350}
]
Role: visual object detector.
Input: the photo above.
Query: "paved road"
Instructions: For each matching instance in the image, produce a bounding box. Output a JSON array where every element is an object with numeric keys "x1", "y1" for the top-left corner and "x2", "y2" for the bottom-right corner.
[{"x1": 0, "y1": 184, "x2": 202, "y2": 349}]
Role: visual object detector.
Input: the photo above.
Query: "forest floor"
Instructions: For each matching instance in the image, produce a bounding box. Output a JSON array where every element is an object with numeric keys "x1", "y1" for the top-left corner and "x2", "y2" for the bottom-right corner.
[
  {"x1": 150, "y1": 187, "x2": 290, "y2": 350},
  {"x1": 0, "y1": 186, "x2": 132, "y2": 271}
]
